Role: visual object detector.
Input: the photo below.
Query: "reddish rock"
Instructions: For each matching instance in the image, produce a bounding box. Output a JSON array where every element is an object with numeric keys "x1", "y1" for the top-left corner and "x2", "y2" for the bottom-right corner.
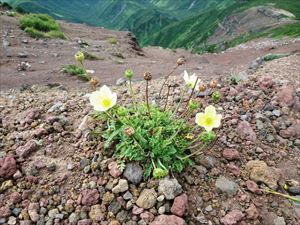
[
  {"x1": 220, "y1": 209, "x2": 244, "y2": 225},
  {"x1": 277, "y1": 85, "x2": 294, "y2": 107},
  {"x1": 227, "y1": 163, "x2": 241, "y2": 176},
  {"x1": 77, "y1": 219, "x2": 92, "y2": 225},
  {"x1": 16, "y1": 140, "x2": 38, "y2": 158},
  {"x1": 34, "y1": 128, "x2": 47, "y2": 137},
  {"x1": 228, "y1": 87, "x2": 238, "y2": 97},
  {"x1": 53, "y1": 121, "x2": 64, "y2": 132},
  {"x1": 81, "y1": 189, "x2": 99, "y2": 206},
  {"x1": 257, "y1": 76, "x2": 273, "y2": 92},
  {"x1": 246, "y1": 180, "x2": 262, "y2": 194},
  {"x1": 0, "y1": 156, "x2": 17, "y2": 178},
  {"x1": 108, "y1": 161, "x2": 122, "y2": 178},
  {"x1": 0, "y1": 206, "x2": 11, "y2": 217},
  {"x1": 237, "y1": 121, "x2": 257, "y2": 142},
  {"x1": 222, "y1": 149, "x2": 240, "y2": 160},
  {"x1": 246, "y1": 204, "x2": 259, "y2": 220},
  {"x1": 19, "y1": 221, "x2": 32, "y2": 225},
  {"x1": 132, "y1": 206, "x2": 144, "y2": 215},
  {"x1": 21, "y1": 108, "x2": 40, "y2": 125},
  {"x1": 279, "y1": 122, "x2": 300, "y2": 139},
  {"x1": 10, "y1": 192, "x2": 22, "y2": 204},
  {"x1": 140, "y1": 211, "x2": 155, "y2": 223},
  {"x1": 170, "y1": 194, "x2": 188, "y2": 217},
  {"x1": 150, "y1": 215, "x2": 186, "y2": 225}
]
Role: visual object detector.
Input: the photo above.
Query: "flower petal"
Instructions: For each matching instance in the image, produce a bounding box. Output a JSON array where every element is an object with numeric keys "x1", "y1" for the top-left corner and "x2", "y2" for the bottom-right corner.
[
  {"x1": 89, "y1": 91, "x2": 101, "y2": 106},
  {"x1": 205, "y1": 105, "x2": 216, "y2": 117},
  {"x1": 212, "y1": 114, "x2": 222, "y2": 128},
  {"x1": 195, "y1": 113, "x2": 205, "y2": 126},
  {"x1": 183, "y1": 71, "x2": 189, "y2": 83},
  {"x1": 111, "y1": 93, "x2": 117, "y2": 107},
  {"x1": 99, "y1": 85, "x2": 112, "y2": 96}
]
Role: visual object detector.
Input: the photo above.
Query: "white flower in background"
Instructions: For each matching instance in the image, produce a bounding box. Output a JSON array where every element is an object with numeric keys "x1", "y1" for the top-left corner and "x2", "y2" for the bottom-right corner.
[
  {"x1": 183, "y1": 70, "x2": 200, "y2": 89},
  {"x1": 89, "y1": 85, "x2": 117, "y2": 112}
]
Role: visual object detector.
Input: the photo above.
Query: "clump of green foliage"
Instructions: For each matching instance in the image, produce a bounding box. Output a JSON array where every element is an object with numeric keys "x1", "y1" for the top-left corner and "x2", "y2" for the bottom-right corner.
[
  {"x1": 89, "y1": 62, "x2": 222, "y2": 180},
  {"x1": 20, "y1": 13, "x2": 66, "y2": 39},
  {"x1": 262, "y1": 53, "x2": 289, "y2": 62},
  {"x1": 109, "y1": 37, "x2": 118, "y2": 45},
  {"x1": 102, "y1": 104, "x2": 193, "y2": 179},
  {"x1": 61, "y1": 65, "x2": 91, "y2": 81}
]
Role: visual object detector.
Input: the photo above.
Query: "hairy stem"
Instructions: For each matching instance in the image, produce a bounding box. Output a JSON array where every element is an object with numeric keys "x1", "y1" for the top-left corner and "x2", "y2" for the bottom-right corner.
[
  {"x1": 145, "y1": 80, "x2": 151, "y2": 118},
  {"x1": 128, "y1": 79, "x2": 137, "y2": 109},
  {"x1": 264, "y1": 188, "x2": 300, "y2": 204},
  {"x1": 163, "y1": 85, "x2": 171, "y2": 111},
  {"x1": 183, "y1": 77, "x2": 199, "y2": 114},
  {"x1": 158, "y1": 64, "x2": 179, "y2": 99},
  {"x1": 172, "y1": 87, "x2": 187, "y2": 118}
]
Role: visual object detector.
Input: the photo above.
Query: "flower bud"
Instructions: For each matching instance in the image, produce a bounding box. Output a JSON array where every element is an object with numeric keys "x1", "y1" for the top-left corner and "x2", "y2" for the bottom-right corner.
[
  {"x1": 124, "y1": 69, "x2": 133, "y2": 79},
  {"x1": 144, "y1": 71, "x2": 152, "y2": 81},
  {"x1": 116, "y1": 106, "x2": 128, "y2": 116},
  {"x1": 199, "y1": 83, "x2": 206, "y2": 92},
  {"x1": 209, "y1": 80, "x2": 217, "y2": 88},
  {"x1": 176, "y1": 57, "x2": 185, "y2": 66},
  {"x1": 153, "y1": 168, "x2": 168, "y2": 179},
  {"x1": 212, "y1": 91, "x2": 221, "y2": 103},
  {"x1": 124, "y1": 126, "x2": 135, "y2": 137},
  {"x1": 188, "y1": 99, "x2": 199, "y2": 111},
  {"x1": 75, "y1": 51, "x2": 84, "y2": 65},
  {"x1": 90, "y1": 77, "x2": 99, "y2": 86}
]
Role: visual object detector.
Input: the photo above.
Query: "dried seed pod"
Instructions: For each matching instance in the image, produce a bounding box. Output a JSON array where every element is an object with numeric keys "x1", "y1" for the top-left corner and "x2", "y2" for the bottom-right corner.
[
  {"x1": 124, "y1": 126, "x2": 135, "y2": 137},
  {"x1": 90, "y1": 77, "x2": 99, "y2": 91},
  {"x1": 209, "y1": 80, "x2": 218, "y2": 88},
  {"x1": 144, "y1": 71, "x2": 152, "y2": 81},
  {"x1": 199, "y1": 83, "x2": 207, "y2": 92},
  {"x1": 176, "y1": 57, "x2": 185, "y2": 66}
]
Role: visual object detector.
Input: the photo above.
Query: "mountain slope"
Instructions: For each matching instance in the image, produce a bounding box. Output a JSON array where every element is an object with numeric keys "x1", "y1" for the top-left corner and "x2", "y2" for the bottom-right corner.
[
  {"x1": 147, "y1": 0, "x2": 300, "y2": 52},
  {"x1": 2, "y1": 0, "x2": 300, "y2": 52}
]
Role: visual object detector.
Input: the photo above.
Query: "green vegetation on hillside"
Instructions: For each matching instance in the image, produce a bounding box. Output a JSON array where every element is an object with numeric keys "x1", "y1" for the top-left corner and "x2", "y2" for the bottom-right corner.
[
  {"x1": 20, "y1": 13, "x2": 66, "y2": 39},
  {"x1": 3, "y1": 0, "x2": 300, "y2": 52},
  {"x1": 62, "y1": 65, "x2": 91, "y2": 81}
]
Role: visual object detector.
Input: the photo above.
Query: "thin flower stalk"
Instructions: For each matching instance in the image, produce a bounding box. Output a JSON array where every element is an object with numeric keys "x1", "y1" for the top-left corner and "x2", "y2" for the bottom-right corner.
[
  {"x1": 182, "y1": 76, "x2": 199, "y2": 115},
  {"x1": 145, "y1": 80, "x2": 151, "y2": 118},
  {"x1": 128, "y1": 78, "x2": 138, "y2": 110},
  {"x1": 163, "y1": 85, "x2": 171, "y2": 111},
  {"x1": 158, "y1": 64, "x2": 179, "y2": 99},
  {"x1": 264, "y1": 188, "x2": 300, "y2": 204},
  {"x1": 172, "y1": 87, "x2": 187, "y2": 118}
]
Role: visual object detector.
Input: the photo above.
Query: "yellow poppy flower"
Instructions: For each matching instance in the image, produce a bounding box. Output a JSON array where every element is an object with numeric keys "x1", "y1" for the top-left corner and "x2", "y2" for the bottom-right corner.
[
  {"x1": 89, "y1": 85, "x2": 117, "y2": 112},
  {"x1": 195, "y1": 105, "x2": 222, "y2": 132}
]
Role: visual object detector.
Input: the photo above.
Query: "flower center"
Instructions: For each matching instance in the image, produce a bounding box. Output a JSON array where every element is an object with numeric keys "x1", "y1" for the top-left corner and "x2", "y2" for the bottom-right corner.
[
  {"x1": 205, "y1": 117, "x2": 213, "y2": 126},
  {"x1": 102, "y1": 98, "x2": 112, "y2": 108}
]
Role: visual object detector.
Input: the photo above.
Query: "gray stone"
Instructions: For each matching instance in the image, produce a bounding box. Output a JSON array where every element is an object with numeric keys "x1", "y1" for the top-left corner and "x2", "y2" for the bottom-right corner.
[
  {"x1": 215, "y1": 176, "x2": 238, "y2": 196},
  {"x1": 108, "y1": 201, "x2": 122, "y2": 215},
  {"x1": 116, "y1": 77, "x2": 127, "y2": 86},
  {"x1": 158, "y1": 177, "x2": 182, "y2": 200},
  {"x1": 123, "y1": 163, "x2": 143, "y2": 185},
  {"x1": 273, "y1": 217, "x2": 286, "y2": 225},
  {"x1": 69, "y1": 212, "x2": 80, "y2": 225}
]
